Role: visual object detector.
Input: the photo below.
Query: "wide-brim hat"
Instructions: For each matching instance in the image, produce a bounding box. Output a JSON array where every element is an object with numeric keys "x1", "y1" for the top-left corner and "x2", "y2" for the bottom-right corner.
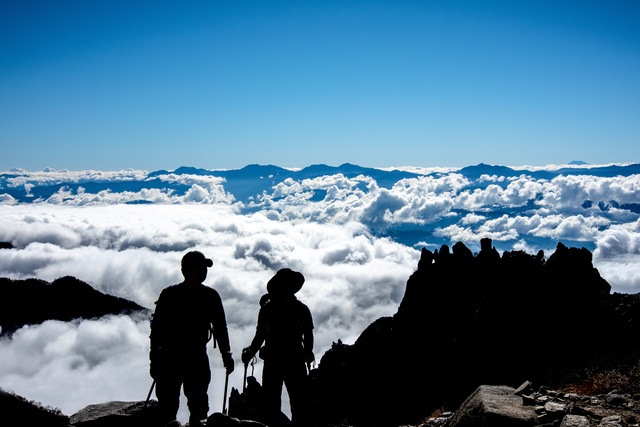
[
  {"x1": 267, "y1": 268, "x2": 305, "y2": 295},
  {"x1": 181, "y1": 251, "x2": 213, "y2": 270}
]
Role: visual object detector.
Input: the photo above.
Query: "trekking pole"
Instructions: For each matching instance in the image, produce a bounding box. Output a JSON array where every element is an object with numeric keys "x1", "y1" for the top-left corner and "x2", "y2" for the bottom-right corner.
[
  {"x1": 222, "y1": 370, "x2": 229, "y2": 415},
  {"x1": 145, "y1": 380, "x2": 156, "y2": 408}
]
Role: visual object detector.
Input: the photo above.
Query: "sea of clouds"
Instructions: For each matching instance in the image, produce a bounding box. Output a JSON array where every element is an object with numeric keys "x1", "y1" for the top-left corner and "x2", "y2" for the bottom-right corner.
[{"x1": 1, "y1": 164, "x2": 639, "y2": 421}]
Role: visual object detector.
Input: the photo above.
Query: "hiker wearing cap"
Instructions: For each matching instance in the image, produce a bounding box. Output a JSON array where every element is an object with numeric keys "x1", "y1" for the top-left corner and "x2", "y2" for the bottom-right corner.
[
  {"x1": 150, "y1": 251, "x2": 234, "y2": 427},
  {"x1": 242, "y1": 268, "x2": 314, "y2": 426}
]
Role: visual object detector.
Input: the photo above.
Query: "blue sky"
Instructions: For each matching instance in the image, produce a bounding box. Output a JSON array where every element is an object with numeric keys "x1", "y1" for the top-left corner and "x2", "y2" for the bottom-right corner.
[{"x1": 1, "y1": 0, "x2": 639, "y2": 171}]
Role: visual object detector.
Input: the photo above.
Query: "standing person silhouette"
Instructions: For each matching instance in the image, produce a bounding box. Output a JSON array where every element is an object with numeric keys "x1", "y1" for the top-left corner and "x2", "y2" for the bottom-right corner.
[
  {"x1": 242, "y1": 268, "x2": 314, "y2": 426},
  {"x1": 150, "y1": 251, "x2": 234, "y2": 427}
]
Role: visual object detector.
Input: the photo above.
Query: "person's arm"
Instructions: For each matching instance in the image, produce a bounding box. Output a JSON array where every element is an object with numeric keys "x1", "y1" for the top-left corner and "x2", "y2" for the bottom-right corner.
[
  {"x1": 149, "y1": 290, "x2": 168, "y2": 379},
  {"x1": 301, "y1": 303, "x2": 314, "y2": 363},
  {"x1": 242, "y1": 307, "x2": 266, "y2": 364},
  {"x1": 211, "y1": 290, "x2": 234, "y2": 373}
]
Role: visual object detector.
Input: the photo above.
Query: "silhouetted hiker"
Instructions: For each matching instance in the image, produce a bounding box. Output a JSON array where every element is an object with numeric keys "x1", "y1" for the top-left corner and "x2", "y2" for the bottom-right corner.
[
  {"x1": 242, "y1": 268, "x2": 314, "y2": 426},
  {"x1": 150, "y1": 251, "x2": 234, "y2": 427}
]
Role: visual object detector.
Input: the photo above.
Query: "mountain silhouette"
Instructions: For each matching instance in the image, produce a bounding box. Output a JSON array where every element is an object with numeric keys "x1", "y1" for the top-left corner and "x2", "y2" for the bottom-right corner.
[{"x1": 0, "y1": 276, "x2": 147, "y2": 336}]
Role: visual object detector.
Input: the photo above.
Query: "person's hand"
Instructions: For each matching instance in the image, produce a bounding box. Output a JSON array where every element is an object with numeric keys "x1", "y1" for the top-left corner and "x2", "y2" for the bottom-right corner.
[
  {"x1": 241, "y1": 347, "x2": 253, "y2": 365},
  {"x1": 223, "y1": 353, "x2": 235, "y2": 374}
]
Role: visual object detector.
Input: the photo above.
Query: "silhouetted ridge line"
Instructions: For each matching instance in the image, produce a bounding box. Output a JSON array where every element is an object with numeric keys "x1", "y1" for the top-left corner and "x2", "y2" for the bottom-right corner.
[
  {"x1": 456, "y1": 162, "x2": 640, "y2": 180},
  {"x1": 306, "y1": 239, "x2": 640, "y2": 426},
  {"x1": 0, "y1": 388, "x2": 69, "y2": 427},
  {"x1": 0, "y1": 276, "x2": 147, "y2": 336}
]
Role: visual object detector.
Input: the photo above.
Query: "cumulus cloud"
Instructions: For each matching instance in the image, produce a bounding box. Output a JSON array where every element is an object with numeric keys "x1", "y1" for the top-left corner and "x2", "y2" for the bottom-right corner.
[
  {"x1": 590, "y1": 226, "x2": 640, "y2": 294},
  {"x1": 594, "y1": 226, "x2": 640, "y2": 259},
  {"x1": 2, "y1": 169, "x2": 149, "y2": 188},
  {"x1": 538, "y1": 175, "x2": 640, "y2": 212},
  {"x1": 461, "y1": 213, "x2": 486, "y2": 225}
]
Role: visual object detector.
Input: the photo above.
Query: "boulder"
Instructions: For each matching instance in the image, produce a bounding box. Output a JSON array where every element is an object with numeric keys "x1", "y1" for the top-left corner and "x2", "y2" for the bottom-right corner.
[
  {"x1": 448, "y1": 385, "x2": 537, "y2": 427},
  {"x1": 559, "y1": 415, "x2": 591, "y2": 427},
  {"x1": 70, "y1": 400, "x2": 159, "y2": 427}
]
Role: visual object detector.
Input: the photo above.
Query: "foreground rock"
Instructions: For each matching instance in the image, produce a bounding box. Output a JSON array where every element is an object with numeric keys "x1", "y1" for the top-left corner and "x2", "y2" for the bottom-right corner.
[
  {"x1": 447, "y1": 385, "x2": 536, "y2": 426},
  {"x1": 69, "y1": 401, "x2": 160, "y2": 427},
  {"x1": 428, "y1": 382, "x2": 640, "y2": 427},
  {"x1": 68, "y1": 402, "x2": 266, "y2": 427}
]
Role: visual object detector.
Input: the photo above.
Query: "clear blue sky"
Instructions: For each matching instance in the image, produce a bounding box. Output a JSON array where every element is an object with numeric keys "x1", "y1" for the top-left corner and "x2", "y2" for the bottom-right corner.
[{"x1": 1, "y1": 0, "x2": 639, "y2": 171}]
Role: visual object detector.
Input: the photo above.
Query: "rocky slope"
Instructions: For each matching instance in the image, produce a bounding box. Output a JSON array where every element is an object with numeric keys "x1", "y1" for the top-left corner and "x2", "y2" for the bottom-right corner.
[{"x1": 424, "y1": 382, "x2": 640, "y2": 427}]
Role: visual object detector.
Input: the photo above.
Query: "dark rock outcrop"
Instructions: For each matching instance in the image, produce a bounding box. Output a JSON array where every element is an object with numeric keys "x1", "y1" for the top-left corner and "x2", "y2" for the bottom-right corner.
[
  {"x1": 0, "y1": 276, "x2": 147, "y2": 335},
  {"x1": 308, "y1": 240, "x2": 640, "y2": 426}
]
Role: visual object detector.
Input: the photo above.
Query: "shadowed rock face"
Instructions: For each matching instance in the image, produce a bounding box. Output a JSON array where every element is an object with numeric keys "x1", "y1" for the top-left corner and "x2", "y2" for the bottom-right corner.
[{"x1": 310, "y1": 240, "x2": 639, "y2": 426}]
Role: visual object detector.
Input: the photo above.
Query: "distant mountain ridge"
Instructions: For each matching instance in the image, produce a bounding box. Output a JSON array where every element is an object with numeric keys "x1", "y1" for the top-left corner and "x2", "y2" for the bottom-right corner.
[
  {"x1": 457, "y1": 162, "x2": 640, "y2": 180},
  {"x1": 0, "y1": 276, "x2": 147, "y2": 336},
  {"x1": 2, "y1": 162, "x2": 639, "y2": 205}
]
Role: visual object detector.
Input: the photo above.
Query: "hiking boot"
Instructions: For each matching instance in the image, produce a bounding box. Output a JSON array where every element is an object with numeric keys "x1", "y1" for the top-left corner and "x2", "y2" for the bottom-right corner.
[{"x1": 164, "y1": 420, "x2": 181, "y2": 427}]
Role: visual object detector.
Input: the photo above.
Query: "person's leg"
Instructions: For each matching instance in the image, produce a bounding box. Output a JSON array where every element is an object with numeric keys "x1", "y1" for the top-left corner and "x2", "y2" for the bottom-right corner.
[
  {"x1": 261, "y1": 360, "x2": 285, "y2": 421},
  {"x1": 183, "y1": 353, "x2": 211, "y2": 424},
  {"x1": 155, "y1": 376, "x2": 182, "y2": 424},
  {"x1": 284, "y1": 362, "x2": 309, "y2": 425}
]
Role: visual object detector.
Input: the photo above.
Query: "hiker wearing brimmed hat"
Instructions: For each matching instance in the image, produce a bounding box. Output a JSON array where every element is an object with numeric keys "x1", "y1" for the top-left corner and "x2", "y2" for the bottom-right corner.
[
  {"x1": 242, "y1": 268, "x2": 315, "y2": 426},
  {"x1": 150, "y1": 251, "x2": 234, "y2": 427}
]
